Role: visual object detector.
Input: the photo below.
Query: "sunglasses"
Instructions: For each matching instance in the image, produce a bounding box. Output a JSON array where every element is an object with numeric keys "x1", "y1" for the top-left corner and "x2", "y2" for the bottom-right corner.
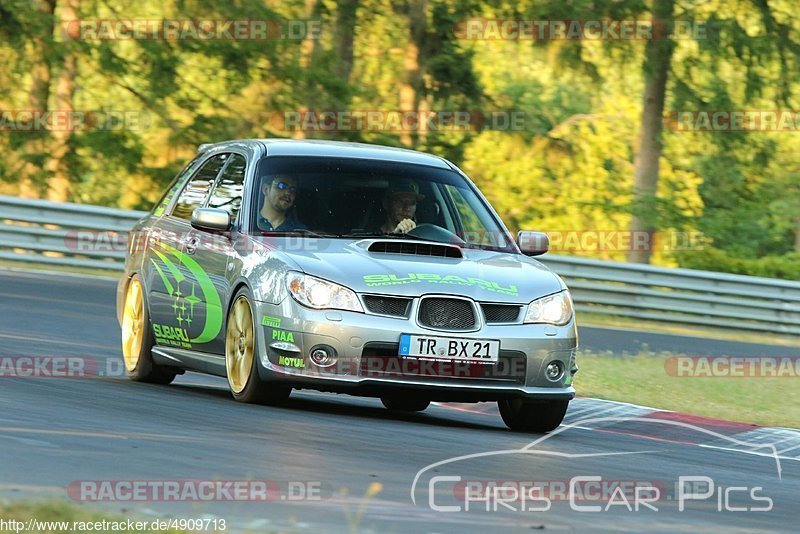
[{"x1": 273, "y1": 181, "x2": 297, "y2": 194}]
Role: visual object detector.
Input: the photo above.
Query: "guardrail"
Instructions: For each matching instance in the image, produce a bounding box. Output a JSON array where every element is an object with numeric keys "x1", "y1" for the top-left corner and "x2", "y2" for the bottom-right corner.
[
  {"x1": 0, "y1": 195, "x2": 144, "y2": 271},
  {"x1": 2, "y1": 194, "x2": 800, "y2": 335}
]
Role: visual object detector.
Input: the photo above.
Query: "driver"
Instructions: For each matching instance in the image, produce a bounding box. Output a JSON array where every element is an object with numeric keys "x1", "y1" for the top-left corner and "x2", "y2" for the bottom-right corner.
[
  {"x1": 381, "y1": 180, "x2": 424, "y2": 234},
  {"x1": 258, "y1": 176, "x2": 307, "y2": 231}
]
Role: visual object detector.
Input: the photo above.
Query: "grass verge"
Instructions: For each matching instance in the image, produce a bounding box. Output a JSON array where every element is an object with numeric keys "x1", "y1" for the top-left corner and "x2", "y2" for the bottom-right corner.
[{"x1": 577, "y1": 351, "x2": 799, "y2": 428}]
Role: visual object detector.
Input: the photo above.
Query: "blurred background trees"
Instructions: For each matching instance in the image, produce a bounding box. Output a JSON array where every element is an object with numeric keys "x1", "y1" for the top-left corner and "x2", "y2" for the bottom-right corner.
[{"x1": 0, "y1": 0, "x2": 798, "y2": 277}]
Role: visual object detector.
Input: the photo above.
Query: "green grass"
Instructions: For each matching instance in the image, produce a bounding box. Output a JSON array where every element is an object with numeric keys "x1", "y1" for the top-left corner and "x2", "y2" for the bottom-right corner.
[
  {"x1": 577, "y1": 351, "x2": 800, "y2": 428},
  {"x1": 0, "y1": 501, "x2": 184, "y2": 533}
]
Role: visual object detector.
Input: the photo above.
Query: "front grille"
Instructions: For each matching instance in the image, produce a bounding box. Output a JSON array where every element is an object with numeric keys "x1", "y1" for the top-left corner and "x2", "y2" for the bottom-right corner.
[
  {"x1": 363, "y1": 295, "x2": 411, "y2": 317},
  {"x1": 418, "y1": 297, "x2": 476, "y2": 330},
  {"x1": 368, "y1": 240, "x2": 462, "y2": 258},
  {"x1": 360, "y1": 344, "x2": 527, "y2": 384},
  {"x1": 480, "y1": 303, "x2": 522, "y2": 323}
]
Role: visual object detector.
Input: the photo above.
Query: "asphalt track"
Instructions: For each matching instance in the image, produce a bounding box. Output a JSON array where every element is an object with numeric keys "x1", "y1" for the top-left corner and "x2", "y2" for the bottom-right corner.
[{"x1": 0, "y1": 269, "x2": 797, "y2": 533}]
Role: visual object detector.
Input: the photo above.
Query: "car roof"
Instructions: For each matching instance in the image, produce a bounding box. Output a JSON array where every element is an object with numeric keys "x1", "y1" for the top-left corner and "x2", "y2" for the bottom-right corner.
[{"x1": 199, "y1": 138, "x2": 453, "y2": 169}]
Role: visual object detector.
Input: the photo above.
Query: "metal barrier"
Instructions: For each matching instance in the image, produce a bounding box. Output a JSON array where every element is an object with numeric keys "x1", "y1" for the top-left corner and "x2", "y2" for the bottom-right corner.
[
  {"x1": 0, "y1": 195, "x2": 144, "y2": 271},
  {"x1": 2, "y1": 194, "x2": 800, "y2": 335}
]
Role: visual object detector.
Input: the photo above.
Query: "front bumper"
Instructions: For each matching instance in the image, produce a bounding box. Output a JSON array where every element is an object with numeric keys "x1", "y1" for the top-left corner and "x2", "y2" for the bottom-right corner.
[{"x1": 253, "y1": 294, "x2": 578, "y2": 402}]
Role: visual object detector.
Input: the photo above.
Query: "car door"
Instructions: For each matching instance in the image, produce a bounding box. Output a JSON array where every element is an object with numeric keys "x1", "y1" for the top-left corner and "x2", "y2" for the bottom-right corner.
[
  {"x1": 181, "y1": 153, "x2": 248, "y2": 356},
  {"x1": 146, "y1": 153, "x2": 229, "y2": 351}
]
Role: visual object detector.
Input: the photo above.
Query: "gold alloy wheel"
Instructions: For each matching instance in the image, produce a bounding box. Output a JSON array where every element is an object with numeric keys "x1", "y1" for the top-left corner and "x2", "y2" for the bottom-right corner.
[
  {"x1": 226, "y1": 295, "x2": 255, "y2": 394},
  {"x1": 121, "y1": 278, "x2": 145, "y2": 372}
]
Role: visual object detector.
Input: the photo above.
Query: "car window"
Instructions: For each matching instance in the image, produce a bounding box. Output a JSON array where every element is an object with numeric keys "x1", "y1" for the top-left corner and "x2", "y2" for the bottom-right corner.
[
  {"x1": 151, "y1": 155, "x2": 203, "y2": 216},
  {"x1": 252, "y1": 156, "x2": 515, "y2": 251},
  {"x1": 171, "y1": 154, "x2": 229, "y2": 221},
  {"x1": 207, "y1": 154, "x2": 246, "y2": 223},
  {"x1": 442, "y1": 184, "x2": 510, "y2": 249}
]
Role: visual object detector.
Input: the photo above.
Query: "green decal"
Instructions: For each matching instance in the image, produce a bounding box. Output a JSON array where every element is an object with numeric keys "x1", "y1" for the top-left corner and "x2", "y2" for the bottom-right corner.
[
  {"x1": 262, "y1": 315, "x2": 282, "y2": 328},
  {"x1": 150, "y1": 259, "x2": 174, "y2": 295},
  {"x1": 278, "y1": 356, "x2": 305, "y2": 369},
  {"x1": 153, "y1": 324, "x2": 190, "y2": 342},
  {"x1": 271, "y1": 330, "x2": 295, "y2": 343},
  {"x1": 151, "y1": 242, "x2": 223, "y2": 344},
  {"x1": 362, "y1": 273, "x2": 518, "y2": 296},
  {"x1": 564, "y1": 375, "x2": 573, "y2": 386}
]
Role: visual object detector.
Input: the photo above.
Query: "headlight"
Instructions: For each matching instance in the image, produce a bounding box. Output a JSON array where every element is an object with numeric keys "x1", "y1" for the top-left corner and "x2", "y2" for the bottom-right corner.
[
  {"x1": 286, "y1": 272, "x2": 364, "y2": 313},
  {"x1": 524, "y1": 290, "x2": 573, "y2": 325}
]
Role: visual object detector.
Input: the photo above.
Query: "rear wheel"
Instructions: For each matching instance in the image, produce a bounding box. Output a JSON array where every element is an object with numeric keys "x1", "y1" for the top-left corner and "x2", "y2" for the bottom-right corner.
[
  {"x1": 225, "y1": 288, "x2": 290, "y2": 405},
  {"x1": 121, "y1": 275, "x2": 177, "y2": 385},
  {"x1": 381, "y1": 397, "x2": 430, "y2": 412},
  {"x1": 498, "y1": 398, "x2": 569, "y2": 432}
]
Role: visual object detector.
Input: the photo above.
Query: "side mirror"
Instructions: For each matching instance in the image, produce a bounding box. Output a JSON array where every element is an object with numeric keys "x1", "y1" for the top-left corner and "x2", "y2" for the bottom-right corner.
[
  {"x1": 517, "y1": 231, "x2": 549, "y2": 256},
  {"x1": 191, "y1": 208, "x2": 231, "y2": 232}
]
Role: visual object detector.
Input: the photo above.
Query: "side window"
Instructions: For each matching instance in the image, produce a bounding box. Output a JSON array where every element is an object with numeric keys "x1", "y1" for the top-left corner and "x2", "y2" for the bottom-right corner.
[
  {"x1": 152, "y1": 155, "x2": 202, "y2": 216},
  {"x1": 208, "y1": 154, "x2": 246, "y2": 223},
  {"x1": 443, "y1": 184, "x2": 506, "y2": 248},
  {"x1": 171, "y1": 154, "x2": 229, "y2": 221}
]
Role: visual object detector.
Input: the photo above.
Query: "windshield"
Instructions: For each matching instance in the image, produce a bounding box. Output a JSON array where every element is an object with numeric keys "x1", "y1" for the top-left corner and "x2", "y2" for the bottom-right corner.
[{"x1": 252, "y1": 156, "x2": 515, "y2": 252}]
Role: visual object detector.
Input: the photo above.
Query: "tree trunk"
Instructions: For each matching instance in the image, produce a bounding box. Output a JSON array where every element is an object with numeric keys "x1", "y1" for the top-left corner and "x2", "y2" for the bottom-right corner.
[
  {"x1": 333, "y1": 0, "x2": 358, "y2": 82},
  {"x1": 45, "y1": 0, "x2": 79, "y2": 202},
  {"x1": 627, "y1": 0, "x2": 675, "y2": 264},
  {"x1": 19, "y1": 0, "x2": 56, "y2": 198},
  {"x1": 29, "y1": 0, "x2": 55, "y2": 111},
  {"x1": 398, "y1": 0, "x2": 426, "y2": 148},
  {"x1": 295, "y1": 0, "x2": 323, "y2": 140},
  {"x1": 795, "y1": 218, "x2": 800, "y2": 251}
]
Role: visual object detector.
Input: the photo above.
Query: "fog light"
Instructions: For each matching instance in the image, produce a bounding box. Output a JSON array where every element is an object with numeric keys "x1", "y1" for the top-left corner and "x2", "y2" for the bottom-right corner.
[
  {"x1": 310, "y1": 345, "x2": 337, "y2": 367},
  {"x1": 545, "y1": 361, "x2": 564, "y2": 382}
]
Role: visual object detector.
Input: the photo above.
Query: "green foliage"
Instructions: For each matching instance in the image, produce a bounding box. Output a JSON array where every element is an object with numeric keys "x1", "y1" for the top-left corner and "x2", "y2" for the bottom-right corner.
[
  {"x1": 676, "y1": 247, "x2": 800, "y2": 280},
  {"x1": 0, "y1": 0, "x2": 799, "y2": 279}
]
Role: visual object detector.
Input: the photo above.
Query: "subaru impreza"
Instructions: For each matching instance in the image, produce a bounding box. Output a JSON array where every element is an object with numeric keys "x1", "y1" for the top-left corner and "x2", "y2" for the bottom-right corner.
[{"x1": 117, "y1": 139, "x2": 578, "y2": 432}]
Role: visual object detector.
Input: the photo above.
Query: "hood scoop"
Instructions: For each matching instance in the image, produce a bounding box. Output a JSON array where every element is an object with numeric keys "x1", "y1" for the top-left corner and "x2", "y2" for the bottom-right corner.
[{"x1": 367, "y1": 240, "x2": 463, "y2": 259}]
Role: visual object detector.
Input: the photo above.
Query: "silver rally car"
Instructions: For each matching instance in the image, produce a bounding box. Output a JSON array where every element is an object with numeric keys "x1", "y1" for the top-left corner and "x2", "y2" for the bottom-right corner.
[{"x1": 117, "y1": 139, "x2": 578, "y2": 432}]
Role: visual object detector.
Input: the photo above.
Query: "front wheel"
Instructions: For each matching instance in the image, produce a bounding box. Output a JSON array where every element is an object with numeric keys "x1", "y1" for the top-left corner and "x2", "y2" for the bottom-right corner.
[
  {"x1": 498, "y1": 398, "x2": 569, "y2": 432},
  {"x1": 121, "y1": 275, "x2": 177, "y2": 385},
  {"x1": 225, "y1": 288, "x2": 290, "y2": 405},
  {"x1": 381, "y1": 397, "x2": 430, "y2": 412}
]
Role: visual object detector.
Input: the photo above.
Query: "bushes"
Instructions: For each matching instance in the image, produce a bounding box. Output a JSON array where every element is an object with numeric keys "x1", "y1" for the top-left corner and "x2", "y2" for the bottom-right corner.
[{"x1": 675, "y1": 248, "x2": 800, "y2": 281}]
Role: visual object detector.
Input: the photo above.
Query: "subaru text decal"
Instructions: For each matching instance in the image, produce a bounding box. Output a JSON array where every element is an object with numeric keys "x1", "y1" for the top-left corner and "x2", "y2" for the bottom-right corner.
[{"x1": 363, "y1": 273, "x2": 518, "y2": 296}]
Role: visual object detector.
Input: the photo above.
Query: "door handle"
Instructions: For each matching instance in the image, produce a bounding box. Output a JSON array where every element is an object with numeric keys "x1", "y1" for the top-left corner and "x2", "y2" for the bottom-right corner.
[
  {"x1": 185, "y1": 236, "x2": 199, "y2": 255},
  {"x1": 148, "y1": 230, "x2": 161, "y2": 248}
]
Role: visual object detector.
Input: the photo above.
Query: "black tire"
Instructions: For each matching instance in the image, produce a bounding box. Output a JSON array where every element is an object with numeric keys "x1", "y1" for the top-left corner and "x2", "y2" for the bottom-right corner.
[
  {"x1": 381, "y1": 397, "x2": 430, "y2": 412},
  {"x1": 498, "y1": 398, "x2": 569, "y2": 432},
  {"x1": 225, "y1": 287, "x2": 291, "y2": 405},
  {"x1": 121, "y1": 274, "x2": 177, "y2": 385}
]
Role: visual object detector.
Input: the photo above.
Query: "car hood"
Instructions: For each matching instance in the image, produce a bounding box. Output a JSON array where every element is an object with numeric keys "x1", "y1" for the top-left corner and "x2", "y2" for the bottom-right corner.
[{"x1": 281, "y1": 239, "x2": 565, "y2": 303}]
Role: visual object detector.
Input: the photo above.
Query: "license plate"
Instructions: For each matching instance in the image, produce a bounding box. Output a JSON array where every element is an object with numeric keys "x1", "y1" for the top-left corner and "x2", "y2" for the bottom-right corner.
[{"x1": 399, "y1": 334, "x2": 499, "y2": 363}]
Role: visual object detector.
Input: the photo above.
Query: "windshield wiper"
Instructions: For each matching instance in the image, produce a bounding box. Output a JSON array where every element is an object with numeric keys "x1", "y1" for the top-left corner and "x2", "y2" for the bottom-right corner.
[
  {"x1": 262, "y1": 229, "x2": 339, "y2": 238},
  {"x1": 339, "y1": 231, "x2": 420, "y2": 239}
]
